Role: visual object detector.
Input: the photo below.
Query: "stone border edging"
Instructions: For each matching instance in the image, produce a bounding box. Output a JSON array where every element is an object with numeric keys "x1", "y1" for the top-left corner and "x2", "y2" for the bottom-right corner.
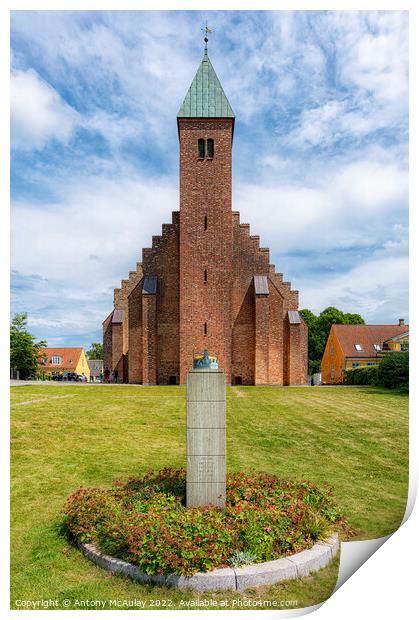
[{"x1": 78, "y1": 533, "x2": 339, "y2": 592}]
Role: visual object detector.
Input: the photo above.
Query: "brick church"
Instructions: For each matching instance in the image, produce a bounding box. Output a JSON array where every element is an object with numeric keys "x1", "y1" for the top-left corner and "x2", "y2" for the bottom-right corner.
[{"x1": 103, "y1": 46, "x2": 308, "y2": 385}]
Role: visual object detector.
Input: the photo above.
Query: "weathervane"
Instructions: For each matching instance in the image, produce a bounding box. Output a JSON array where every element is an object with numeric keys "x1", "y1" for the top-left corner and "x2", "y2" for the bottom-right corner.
[{"x1": 201, "y1": 21, "x2": 213, "y2": 53}]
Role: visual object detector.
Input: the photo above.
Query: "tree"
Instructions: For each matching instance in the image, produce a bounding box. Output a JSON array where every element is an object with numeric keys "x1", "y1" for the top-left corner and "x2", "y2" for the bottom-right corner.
[
  {"x1": 10, "y1": 313, "x2": 46, "y2": 380},
  {"x1": 300, "y1": 309, "x2": 324, "y2": 375},
  {"x1": 86, "y1": 342, "x2": 103, "y2": 359},
  {"x1": 300, "y1": 306, "x2": 365, "y2": 376}
]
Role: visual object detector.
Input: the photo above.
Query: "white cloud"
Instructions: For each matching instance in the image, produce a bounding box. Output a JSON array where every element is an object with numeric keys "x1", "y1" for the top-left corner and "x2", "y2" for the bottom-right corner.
[
  {"x1": 299, "y1": 255, "x2": 408, "y2": 323},
  {"x1": 235, "y1": 156, "x2": 408, "y2": 254},
  {"x1": 11, "y1": 68, "x2": 79, "y2": 150},
  {"x1": 11, "y1": 172, "x2": 178, "y2": 284}
]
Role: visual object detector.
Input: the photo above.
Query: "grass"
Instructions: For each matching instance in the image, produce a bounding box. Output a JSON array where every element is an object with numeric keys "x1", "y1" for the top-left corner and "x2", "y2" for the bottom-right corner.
[{"x1": 10, "y1": 384, "x2": 408, "y2": 610}]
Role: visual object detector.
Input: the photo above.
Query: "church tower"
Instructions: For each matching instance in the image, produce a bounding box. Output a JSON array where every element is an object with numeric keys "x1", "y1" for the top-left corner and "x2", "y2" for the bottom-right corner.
[
  {"x1": 103, "y1": 40, "x2": 308, "y2": 386},
  {"x1": 177, "y1": 46, "x2": 235, "y2": 383}
]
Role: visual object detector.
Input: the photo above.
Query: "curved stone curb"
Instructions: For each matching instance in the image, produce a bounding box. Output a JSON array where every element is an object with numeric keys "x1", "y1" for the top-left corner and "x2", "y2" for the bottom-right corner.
[{"x1": 78, "y1": 533, "x2": 339, "y2": 592}]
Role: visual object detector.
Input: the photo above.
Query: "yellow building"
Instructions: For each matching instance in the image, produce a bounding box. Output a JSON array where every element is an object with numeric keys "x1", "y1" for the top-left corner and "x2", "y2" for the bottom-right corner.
[
  {"x1": 321, "y1": 321, "x2": 409, "y2": 384},
  {"x1": 38, "y1": 347, "x2": 90, "y2": 380}
]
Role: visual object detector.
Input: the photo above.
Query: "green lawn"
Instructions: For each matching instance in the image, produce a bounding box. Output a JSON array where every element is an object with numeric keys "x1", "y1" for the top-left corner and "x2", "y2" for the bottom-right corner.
[{"x1": 10, "y1": 385, "x2": 408, "y2": 610}]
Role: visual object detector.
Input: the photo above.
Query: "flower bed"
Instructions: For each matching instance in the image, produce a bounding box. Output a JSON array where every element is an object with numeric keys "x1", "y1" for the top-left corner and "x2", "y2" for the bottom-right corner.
[{"x1": 63, "y1": 468, "x2": 345, "y2": 577}]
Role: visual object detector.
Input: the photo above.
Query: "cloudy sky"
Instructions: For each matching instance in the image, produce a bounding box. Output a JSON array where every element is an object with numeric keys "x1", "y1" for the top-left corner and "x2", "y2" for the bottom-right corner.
[{"x1": 11, "y1": 10, "x2": 408, "y2": 349}]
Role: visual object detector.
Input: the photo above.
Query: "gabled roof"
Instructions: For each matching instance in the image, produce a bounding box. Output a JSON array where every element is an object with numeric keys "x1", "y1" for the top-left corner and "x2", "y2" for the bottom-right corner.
[
  {"x1": 143, "y1": 275, "x2": 158, "y2": 295},
  {"x1": 332, "y1": 324, "x2": 409, "y2": 358},
  {"x1": 254, "y1": 275, "x2": 269, "y2": 295},
  {"x1": 112, "y1": 308, "x2": 124, "y2": 323},
  {"x1": 177, "y1": 50, "x2": 234, "y2": 119},
  {"x1": 288, "y1": 310, "x2": 301, "y2": 325},
  {"x1": 384, "y1": 331, "x2": 409, "y2": 343},
  {"x1": 39, "y1": 347, "x2": 83, "y2": 369}
]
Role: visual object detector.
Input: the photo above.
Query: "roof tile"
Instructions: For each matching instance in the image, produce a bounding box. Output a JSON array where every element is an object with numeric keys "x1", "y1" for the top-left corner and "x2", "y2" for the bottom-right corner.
[{"x1": 333, "y1": 324, "x2": 409, "y2": 357}]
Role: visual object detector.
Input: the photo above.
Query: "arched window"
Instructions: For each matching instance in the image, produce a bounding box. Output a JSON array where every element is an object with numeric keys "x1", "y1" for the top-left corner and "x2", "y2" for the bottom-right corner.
[
  {"x1": 207, "y1": 139, "x2": 214, "y2": 159},
  {"x1": 51, "y1": 355, "x2": 62, "y2": 365},
  {"x1": 198, "y1": 139, "x2": 205, "y2": 158}
]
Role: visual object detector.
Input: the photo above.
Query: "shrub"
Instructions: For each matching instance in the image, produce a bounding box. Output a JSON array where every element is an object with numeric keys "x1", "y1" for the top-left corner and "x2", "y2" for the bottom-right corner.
[
  {"x1": 345, "y1": 366, "x2": 378, "y2": 385},
  {"x1": 62, "y1": 469, "x2": 345, "y2": 577},
  {"x1": 377, "y1": 352, "x2": 409, "y2": 390},
  {"x1": 229, "y1": 550, "x2": 257, "y2": 568}
]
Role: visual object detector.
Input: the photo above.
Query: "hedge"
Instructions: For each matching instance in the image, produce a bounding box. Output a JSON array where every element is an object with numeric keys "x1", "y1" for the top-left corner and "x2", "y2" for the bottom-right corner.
[{"x1": 344, "y1": 353, "x2": 408, "y2": 390}]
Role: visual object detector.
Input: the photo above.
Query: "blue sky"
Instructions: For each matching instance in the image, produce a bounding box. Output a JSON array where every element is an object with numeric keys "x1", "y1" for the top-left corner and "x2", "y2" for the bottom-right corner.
[{"x1": 11, "y1": 10, "x2": 409, "y2": 349}]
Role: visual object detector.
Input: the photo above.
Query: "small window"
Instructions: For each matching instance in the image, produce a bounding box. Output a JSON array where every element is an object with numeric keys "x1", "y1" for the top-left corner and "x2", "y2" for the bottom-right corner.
[
  {"x1": 352, "y1": 362, "x2": 360, "y2": 368},
  {"x1": 354, "y1": 344, "x2": 363, "y2": 351},
  {"x1": 373, "y1": 344, "x2": 381, "y2": 351},
  {"x1": 204, "y1": 215, "x2": 208, "y2": 230},
  {"x1": 234, "y1": 376, "x2": 242, "y2": 385},
  {"x1": 198, "y1": 139, "x2": 205, "y2": 158},
  {"x1": 169, "y1": 375, "x2": 177, "y2": 385},
  {"x1": 204, "y1": 268, "x2": 208, "y2": 282},
  {"x1": 401, "y1": 342, "x2": 409, "y2": 351},
  {"x1": 52, "y1": 355, "x2": 62, "y2": 365},
  {"x1": 207, "y1": 138, "x2": 214, "y2": 159},
  {"x1": 330, "y1": 344, "x2": 334, "y2": 355},
  {"x1": 204, "y1": 322, "x2": 208, "y2": 336}
]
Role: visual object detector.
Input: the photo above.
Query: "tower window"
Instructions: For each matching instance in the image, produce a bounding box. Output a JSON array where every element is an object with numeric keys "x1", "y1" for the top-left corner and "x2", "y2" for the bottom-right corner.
[
  {"x1": 198, "y1": 139, "x2": 205, "y2": 159},
  {"x1": 204, "y1": 268, "x2": 208, "y2": 282},
  {"x1": 207, "y1": 139, "x2": 214, "y2": 159},
  {"x1": 204, "y1": 322, "x2": 208, "y2": 335},
  {"x1": 204, "y1": 215, "x2": 208, "y2": 230}
]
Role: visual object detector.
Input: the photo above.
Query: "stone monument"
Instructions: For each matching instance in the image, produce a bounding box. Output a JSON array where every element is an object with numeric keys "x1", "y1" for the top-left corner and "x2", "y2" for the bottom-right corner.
[{"x1": 186, "y1": 350, "x2": 226, "y2": 508}]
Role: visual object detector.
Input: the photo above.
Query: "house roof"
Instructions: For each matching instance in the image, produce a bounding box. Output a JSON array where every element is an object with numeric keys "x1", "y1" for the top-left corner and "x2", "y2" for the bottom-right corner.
[
  {"x1": 332, "y1": 324, "x2": 409, "y2": 358},
  {"x1": 177, "y1": 50, "x2": 234, "y2": 119},
  {"x1": 39, "y1": 347, "x2": 83, "y2": 369}
]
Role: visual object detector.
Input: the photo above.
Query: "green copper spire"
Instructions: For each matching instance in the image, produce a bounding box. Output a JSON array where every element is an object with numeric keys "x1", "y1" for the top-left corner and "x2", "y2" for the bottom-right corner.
[{"x1": 177, "y1": 48, "x2": 235, "y2": 119}]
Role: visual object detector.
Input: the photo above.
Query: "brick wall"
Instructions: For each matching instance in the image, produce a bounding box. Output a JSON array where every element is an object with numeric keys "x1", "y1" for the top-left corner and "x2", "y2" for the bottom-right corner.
[
  {"x1": 178, "y1": 118, "x2": 234, "y2": 383},
  {"x1": 128, "y1": 281, "x2": 143, "y2": 383},
  {"x1": 140, "y1": 211, "x2": 180, "y2": 385}
]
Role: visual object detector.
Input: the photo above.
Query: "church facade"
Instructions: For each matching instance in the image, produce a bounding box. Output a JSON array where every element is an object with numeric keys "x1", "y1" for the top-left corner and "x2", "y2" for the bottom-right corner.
[{"x1": 103, "y1": 48, "x2": 307, "y2": 385}]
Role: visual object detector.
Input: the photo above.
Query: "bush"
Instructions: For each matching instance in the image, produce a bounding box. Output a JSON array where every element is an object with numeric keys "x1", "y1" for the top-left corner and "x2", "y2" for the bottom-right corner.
[
  {"x1": 377, "y1": 352, "x2": 409, "y2": 390},
  {"x1": 63, "y1": 468, "x2": 345, "y2": 576},
  {"x1": 345, "y1": 365, "x2": 378, "y2": 385}
]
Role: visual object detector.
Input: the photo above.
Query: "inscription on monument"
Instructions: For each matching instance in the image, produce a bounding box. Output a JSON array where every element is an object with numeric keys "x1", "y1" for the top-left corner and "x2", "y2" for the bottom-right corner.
[{"x1": 197, "y1": 456, "x2": 216, "y2": 481}]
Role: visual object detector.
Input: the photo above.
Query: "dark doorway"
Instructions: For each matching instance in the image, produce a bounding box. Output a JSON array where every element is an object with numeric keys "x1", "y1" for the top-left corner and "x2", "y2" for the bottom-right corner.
[
  {"x1": 169, "y1": 375, "x2": 177, "y2": 385},
  {"x1": 234, "y1": 376, "x2": 242, "y2": 385}
]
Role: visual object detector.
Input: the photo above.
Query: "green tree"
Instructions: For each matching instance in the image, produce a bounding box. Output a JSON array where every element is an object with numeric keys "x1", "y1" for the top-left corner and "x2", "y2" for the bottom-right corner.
[
  {"x1": 86, "y1": 342, "x2": 103, "y2": 359},
  {"x1": 300, "y1": 306, "x2": 365, "y2": 376},
  {"x1": 300, "y1": 309, "x2": 323, "y2": 375},
  {"x1": 10, "y1": 313, "x2": 46, "y2": 379}
]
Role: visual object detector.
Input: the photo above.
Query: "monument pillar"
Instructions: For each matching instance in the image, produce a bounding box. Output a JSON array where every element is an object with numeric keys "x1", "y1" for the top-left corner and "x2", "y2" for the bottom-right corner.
[{"x1": 186, "y1": 364, "x2": 226, "y2": 508}]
